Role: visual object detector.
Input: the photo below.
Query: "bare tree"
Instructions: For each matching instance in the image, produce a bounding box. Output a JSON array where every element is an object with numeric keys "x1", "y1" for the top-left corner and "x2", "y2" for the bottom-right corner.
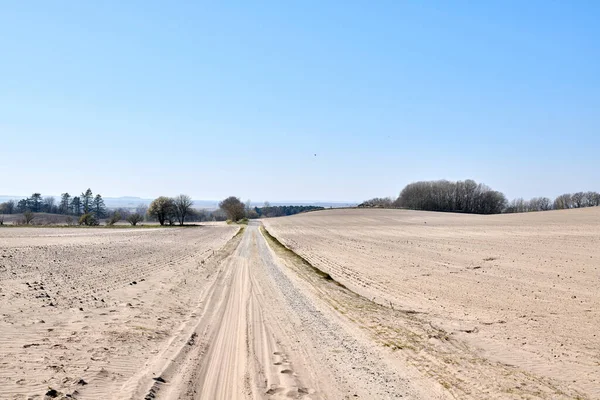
[
  {"x1": 148, "y1": 196, "x2": 176, "y2": 226},
  {"x1": 107, "y1": 211, "x2": 122, "y2": 226},
  {"x1": 173, "y1": 194, "x2": 194, "y2": 226},
  {"x1": 588, "y1": 192, "x2": 600, "y2": 206},
  {"x1": 553, "y1": 193, "x2": 573, "y2": 210},
  {"x1": 540, "y1": 197, "x2": 552, "y2": 211},
  {"x1": 24, "y1": 211, "x2": 35, "y2": 225},
  {"x1": 219, "y1": 196, "x2": 246, "y2": 221},
  {"x1": 136, "y1": 204, "x2": 148, "y2": 220},
  {"x1": 0, "y1": 200, "x2": 15, "y2": 214},
  {"x1": 263, "y1": 201, "x2": 271, "y2": 218},
  {"x1": 43, "y1": 196, "x2": 56, "y2": 213},
  {"x1": 571, "y1": 192, "x2": 585, "y2": 208},
  {"x1": 126, "y1": 213, "x2": 144, "y2": 226}
]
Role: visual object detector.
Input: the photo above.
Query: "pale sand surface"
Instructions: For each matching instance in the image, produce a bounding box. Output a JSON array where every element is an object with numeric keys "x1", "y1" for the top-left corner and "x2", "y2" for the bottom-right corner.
[
  {"x1": 264, "y1": 207, "x2": 600, "y2": 399},
  {"x1": 1, "y1": 223, "x2": 440, "y2": 399},
  {"x1": 3, "y1": 208, "x2": 599, "y2": 399},
  {"x1": 0, "y1": 226, "x2": 237, "y2": 399}
]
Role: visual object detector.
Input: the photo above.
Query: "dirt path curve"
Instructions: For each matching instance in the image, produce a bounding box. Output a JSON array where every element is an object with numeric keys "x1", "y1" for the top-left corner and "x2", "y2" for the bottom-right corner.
[{"x1": 136, "y1": 222, "x2": 438, "y2": 400}]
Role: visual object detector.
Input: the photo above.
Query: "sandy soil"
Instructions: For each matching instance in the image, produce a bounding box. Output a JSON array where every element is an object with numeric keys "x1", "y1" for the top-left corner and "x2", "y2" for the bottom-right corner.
[
  {"x1": 0, "y1": 226, "x2": 237, "y2": 399},
  {"x1": 1, "y1": 222, "x2": 446, "y2": 400},
  {"x1": 129, "y1": 223, "x2": 440, "y2": 400},
  {"x1": 263, "y1": 208, "x2": 600, "y2": 399},
  {"x1": 4, "y1": 208, "x2": 598, "y2": 399}
]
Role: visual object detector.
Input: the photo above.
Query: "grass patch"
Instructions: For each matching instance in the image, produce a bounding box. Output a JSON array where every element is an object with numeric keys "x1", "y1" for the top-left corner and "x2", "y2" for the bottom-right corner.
[
  {"x1": 260, "y1": 225, "x2": 343, "y2": 286},
  {"x1": 234, "y1": 225, "x2": 246, "y2": 238}
]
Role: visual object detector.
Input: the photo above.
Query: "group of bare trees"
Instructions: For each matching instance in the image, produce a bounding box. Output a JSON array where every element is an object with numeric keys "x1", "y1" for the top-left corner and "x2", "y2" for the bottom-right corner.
[
  {"x1": 147, "y1": 194, "x2": 194, "y2": 226},
  {"x1": 360, "y1": 180, "x2": 600, "y2": 215},
  {"x1": 501, "y1": 191, "x2": 600, "y2": 213},
  {"x1": 394, "y1": 180, "x2": 507, "y2": 214},
  {"x1": 553, "y1": 192, "x2": 600, "y2": 209},
  {"x1": 504, "y1": 197, "x2": 552, "y2": 213}
]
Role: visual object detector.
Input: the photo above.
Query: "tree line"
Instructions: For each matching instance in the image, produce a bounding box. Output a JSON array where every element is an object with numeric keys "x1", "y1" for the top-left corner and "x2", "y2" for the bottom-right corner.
[
  {"x1": 0, "y1": 189, "x2": 111, "y2": 225},
  {"x1": 0, "y1": 192, "x2": 197, "y2": 226},
  {"x1": 217, "y1": 197, "x2": 325, "y2": 222},
  {"x1": 359, "y1": 179, "x2": 600, "y2": 215},
  {"x1": 254, "y1": 204, "x2": 324, "y2": 218},
  {"x1": 503, "y1": 191, "x2": 600, "y2": 213},
  {"x1": 0, "y1": 189, "x2": 107, "y2": 217}
]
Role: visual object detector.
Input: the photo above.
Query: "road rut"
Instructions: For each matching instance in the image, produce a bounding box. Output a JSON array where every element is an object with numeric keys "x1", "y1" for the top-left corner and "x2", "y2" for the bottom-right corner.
[{"x1": 140, "y1": 222, "x2": 432, "y2": 399}]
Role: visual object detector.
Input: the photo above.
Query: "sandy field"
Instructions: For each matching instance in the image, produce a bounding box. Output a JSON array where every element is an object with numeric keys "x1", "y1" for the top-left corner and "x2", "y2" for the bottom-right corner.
[
  {"x1": 3, "y1": 208, "x2": 599, "y2": 399},
  {"x1": 264, "y1": 207, "x2": 600, "y2": 399},
  {"x1": 0, "y1": 225, "x2": 237, "y2": 399},
  {"x1": 1, "y1": 222, "x2": 448, "y2": 400}
]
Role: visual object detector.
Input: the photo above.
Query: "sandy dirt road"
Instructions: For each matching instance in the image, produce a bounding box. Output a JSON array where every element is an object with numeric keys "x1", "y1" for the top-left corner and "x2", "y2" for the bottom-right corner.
[{"x1": 141, "y1": 222, "x2": 439, "y2": 400}]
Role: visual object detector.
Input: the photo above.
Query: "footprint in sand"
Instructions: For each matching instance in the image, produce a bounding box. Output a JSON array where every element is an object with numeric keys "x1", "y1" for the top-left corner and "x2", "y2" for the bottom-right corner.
[{"x1": 266, "y1": 386, "x2": 284, "y2": 395}]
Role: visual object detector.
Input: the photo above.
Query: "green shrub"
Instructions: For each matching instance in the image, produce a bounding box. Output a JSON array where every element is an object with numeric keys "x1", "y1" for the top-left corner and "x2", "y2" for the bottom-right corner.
[{"x1": 79, "y1": 213, "x2": 99, "y2": 226}]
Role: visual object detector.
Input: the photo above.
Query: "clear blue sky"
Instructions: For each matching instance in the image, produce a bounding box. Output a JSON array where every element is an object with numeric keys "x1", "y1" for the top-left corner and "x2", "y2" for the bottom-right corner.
[{"x1": 1, "y1": 1, "x2": 598, "y2": 202}]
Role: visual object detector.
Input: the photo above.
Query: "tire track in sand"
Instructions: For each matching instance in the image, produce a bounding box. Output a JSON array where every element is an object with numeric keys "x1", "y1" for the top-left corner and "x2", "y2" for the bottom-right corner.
[{"x1": 144, "y1": 224, "x2": 312, "y2": 400}]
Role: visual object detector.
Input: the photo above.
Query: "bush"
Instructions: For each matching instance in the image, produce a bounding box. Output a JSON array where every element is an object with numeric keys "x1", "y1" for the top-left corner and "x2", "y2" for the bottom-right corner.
[
  {"x1": 65, "y1": 216, "x2": 75, "y2": 226},
  {"x1": 107, "y1": 211, "x2": 122, "y2": 226},
  {"x1": 79, "y1": 213, "x2": 99, "y2": 226},
  {"x1": 23, "y1": 211, "x2": 35, "y2": 225},
  {"x1": 126, "y1": 213, "x2": 143, "y2": 226}
]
